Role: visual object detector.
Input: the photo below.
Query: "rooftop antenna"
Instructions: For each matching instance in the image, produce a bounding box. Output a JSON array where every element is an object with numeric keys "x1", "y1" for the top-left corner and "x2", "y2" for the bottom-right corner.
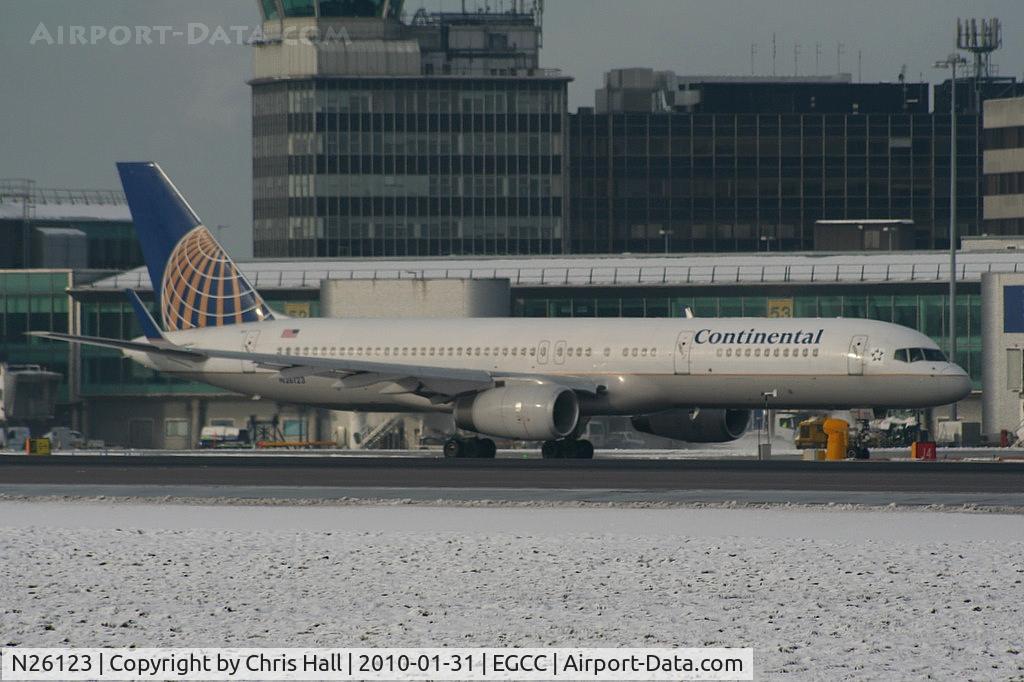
[
  {"x1": 957, "y1": 16, "x2": 1001, "y2": 79},
  {"x1": 794, "y1": 42, "x2": 801, "y2": 76},
  {"x1": 771, "y1": 33, "x2": 777, "y2": 76},
  {"x1": 857, "y1": 49, "x2": 862, "y2": 82},
  {"x1": 836, "y1": 41, "x2": 844, "y2": 74},
  {"x1": 750, "y1": 43, "x2": 757, "y2": 76},
  {"x1": 815, "y1": 41, "x2": 821, "y2": 75}
]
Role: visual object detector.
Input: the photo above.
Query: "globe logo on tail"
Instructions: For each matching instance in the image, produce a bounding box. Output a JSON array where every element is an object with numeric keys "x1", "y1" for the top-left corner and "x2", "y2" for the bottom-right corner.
[{"x1": 160, "y1": 226, "x2": 273, "y2": 331}]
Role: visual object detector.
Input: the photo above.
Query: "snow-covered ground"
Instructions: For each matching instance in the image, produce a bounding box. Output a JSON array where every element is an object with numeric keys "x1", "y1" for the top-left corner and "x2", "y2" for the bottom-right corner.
[{"x1": 1, "y1": 500, "x2": 1022, "y2": 680}]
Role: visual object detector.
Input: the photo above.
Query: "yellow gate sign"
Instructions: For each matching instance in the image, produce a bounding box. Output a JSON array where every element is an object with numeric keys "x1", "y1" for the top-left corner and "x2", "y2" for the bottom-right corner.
[
  {"x1": 767, "y1": 298, "x2": 794, "y2": 318},
  {"x1": 283, "y1": 302, "x2": 311, "y2": 318}
]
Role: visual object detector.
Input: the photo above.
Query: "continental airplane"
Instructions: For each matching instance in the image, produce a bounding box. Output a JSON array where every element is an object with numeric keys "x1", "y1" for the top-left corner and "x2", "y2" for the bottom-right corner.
[{"x1": 32, "y1": 162, "x2": 972, "y2": 458}]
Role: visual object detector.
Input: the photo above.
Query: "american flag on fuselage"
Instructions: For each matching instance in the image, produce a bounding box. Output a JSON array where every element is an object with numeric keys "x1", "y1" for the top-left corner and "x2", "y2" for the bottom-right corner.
[{"x1": 281, "y1": 329, "x2": 300, "y2": 338}]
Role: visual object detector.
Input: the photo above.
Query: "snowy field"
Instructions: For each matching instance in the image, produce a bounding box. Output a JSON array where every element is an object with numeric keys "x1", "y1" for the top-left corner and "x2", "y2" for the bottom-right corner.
[{"x1": 1, "y1": 500, "x2": 1023, "y2": 680}]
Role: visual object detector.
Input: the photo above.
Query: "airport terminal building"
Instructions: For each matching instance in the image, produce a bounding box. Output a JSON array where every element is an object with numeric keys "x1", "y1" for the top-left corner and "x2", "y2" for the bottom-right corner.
[
  {"x1": 6, "y1": 3, "x2": 1024, "y2": 448},
  {"x1": 16, "y1": 237, "x2": 1018, "y2": 448}
]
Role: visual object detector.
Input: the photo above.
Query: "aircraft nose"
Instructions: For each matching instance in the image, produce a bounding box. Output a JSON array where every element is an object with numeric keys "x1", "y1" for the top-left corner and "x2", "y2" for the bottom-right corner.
[{"x1": 940, "y1": 366, "x2": 972, "y2": 402}]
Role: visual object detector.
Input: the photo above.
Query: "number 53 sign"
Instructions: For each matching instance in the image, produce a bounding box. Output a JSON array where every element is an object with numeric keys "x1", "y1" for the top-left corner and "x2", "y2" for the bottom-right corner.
[{"x1": 767, "y1": 298, "x2": 793, "y2": 318}]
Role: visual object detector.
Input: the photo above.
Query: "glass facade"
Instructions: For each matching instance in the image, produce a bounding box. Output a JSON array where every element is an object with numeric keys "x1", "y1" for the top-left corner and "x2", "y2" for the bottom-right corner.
[
  {"x1": 0, "y1": 219, "x2": 141, "y2": 270},
  {"x1": 0, "y1": 271, "x2": 73, "y2": 403},
  {"x1": 260, "y1": 0, "x2": 402, "y2": 19},
  {"x1": 514, "y1": 288, "x2": 983, "y2": 387},
  {"x1": 569, "y1": 111, "x2": 983, "y2": 254},
  {"x1": 252, "y1": 77, "x2": 570, "y2": 258}
]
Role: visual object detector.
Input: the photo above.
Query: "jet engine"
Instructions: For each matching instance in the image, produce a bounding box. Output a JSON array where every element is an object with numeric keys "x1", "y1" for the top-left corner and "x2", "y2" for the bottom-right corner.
[
  {"x1": 454, "y1": 384, "x2": 579, "y2": 441},
  {"x1": 631, "y1": 408, "x2": 751, "y2": 443}
]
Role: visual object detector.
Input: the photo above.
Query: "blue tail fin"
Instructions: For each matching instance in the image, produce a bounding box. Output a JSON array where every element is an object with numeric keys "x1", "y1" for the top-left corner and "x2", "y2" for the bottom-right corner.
[
  {"x1": 124, "y1": 289, "x2": 164, "y2": 341},
  {"x1": 116, "y1": 162, "x2": 273, "y2": 332}
]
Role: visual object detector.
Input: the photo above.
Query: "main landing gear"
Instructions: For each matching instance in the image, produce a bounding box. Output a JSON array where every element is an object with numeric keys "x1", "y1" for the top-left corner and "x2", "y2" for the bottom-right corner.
[
  {"x1": 443, "y1": 436, "x2": 496, "y2": 459},
  {"x1": 541, "y1": 439, "x2": 594, "y2": 459}
]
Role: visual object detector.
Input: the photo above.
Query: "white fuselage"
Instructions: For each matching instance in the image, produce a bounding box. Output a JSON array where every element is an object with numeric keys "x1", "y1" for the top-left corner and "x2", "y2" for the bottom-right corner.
[{"x1": 127, "y1": 317, "x2": 972, "y2": 415}]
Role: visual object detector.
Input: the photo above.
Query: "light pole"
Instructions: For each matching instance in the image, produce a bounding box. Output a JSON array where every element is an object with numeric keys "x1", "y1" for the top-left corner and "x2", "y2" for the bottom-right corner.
[
  {"x1": 934, "y1": 53, "x2": 967, "y2": 421},
  {"x1": 659, "y1": 228, "x2": 673, "y2": 255}
]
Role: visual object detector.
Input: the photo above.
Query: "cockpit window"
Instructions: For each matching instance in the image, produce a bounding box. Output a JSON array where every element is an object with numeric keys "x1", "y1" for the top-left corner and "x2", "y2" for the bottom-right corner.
[{"x1": 894, "y1": 347, "x2": 947, "y2": 363}]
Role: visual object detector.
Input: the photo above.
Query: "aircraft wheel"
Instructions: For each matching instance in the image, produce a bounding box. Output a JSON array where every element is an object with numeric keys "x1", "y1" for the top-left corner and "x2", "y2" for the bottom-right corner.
[
  {"x1": 477, "y1": 438, "x2": 497, "y2": 459},
  {"x1": 574, "y1": 440, "x2": 595, "y2": 459},
  {"x1": 541, "y1": 441, "x2": 561, "y2": 459},
  {"x1": 443, "y1": 438, "x2": 463, "y2": 458}
]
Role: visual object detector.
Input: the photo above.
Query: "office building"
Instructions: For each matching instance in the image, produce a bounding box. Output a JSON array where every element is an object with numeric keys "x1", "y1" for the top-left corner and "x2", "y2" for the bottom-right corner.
[
  {"x1": 571, "y1": 69, "x2": 986, "y2": 254},
  {"x1": 983, "y1": 95, "x2": 1024, "y2": 234},
  {"x1": 251, "y1": 0, "x2": 570, "y2": 258}
]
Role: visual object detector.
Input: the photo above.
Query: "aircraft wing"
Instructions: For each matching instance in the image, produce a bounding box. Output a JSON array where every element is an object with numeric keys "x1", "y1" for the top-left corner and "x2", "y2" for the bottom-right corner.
[
  {"x1": 29, "y1": 331, "x2": 603, "y2": 402},
  {"x1": 190, "y1": 346, "x2": 604, "y2": 401}
]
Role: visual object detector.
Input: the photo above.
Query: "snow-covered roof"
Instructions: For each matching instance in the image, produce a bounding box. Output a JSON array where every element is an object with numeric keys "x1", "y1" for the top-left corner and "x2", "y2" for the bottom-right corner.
[
  {"x1": 0, "y1": 184, "x2": 130, "y2": 223},
  {"x1": 0, "y1": 201, "x2": 130, "y2": 223},
  {"x1": 79, "y1": 248, "x2": 1024, "y2": 293}
]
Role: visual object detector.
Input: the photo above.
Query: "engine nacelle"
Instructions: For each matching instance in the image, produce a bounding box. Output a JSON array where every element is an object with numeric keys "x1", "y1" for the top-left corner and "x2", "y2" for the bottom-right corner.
[
  {"x1": 454, "y1": 384, "x2": 579, "y2": 441},
  {"x1": 631, "y1": 408, "x2": 751, "y2": 443}
]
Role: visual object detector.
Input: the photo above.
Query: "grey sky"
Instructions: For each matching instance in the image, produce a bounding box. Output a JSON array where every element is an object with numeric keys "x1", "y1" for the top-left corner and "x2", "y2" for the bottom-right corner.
[{"x1": 2, "y1": 0, "x2": 1022, "y2": 258}]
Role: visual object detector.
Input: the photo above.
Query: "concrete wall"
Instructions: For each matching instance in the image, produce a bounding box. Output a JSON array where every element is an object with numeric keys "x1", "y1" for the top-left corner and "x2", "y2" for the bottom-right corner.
[
  {"x1": 320, "y1": 278, "x2": 510, "y2": 318},
  {"x1": 983, "y1": 97, "x2": 1024, "y2": 128},
  {"x1": 982, "y1": 96, "x2": 1024, "y2": 230},
  {"x1": 982, "y1": 272, "x2": 1024, "y2": 439},
  {"x1": 319, "y1": 278, "x2": 510, "y2": 448}
]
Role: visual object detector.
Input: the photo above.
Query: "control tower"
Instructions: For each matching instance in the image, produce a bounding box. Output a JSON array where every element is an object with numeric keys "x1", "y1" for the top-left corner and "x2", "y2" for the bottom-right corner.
[{"x1": 251, "y1": 0, "x2": 568, "y2": 259}]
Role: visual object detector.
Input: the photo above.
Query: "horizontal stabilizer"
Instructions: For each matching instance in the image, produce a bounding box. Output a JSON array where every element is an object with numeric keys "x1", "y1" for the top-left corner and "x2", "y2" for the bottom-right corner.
[{"x1": 27, "y1": 331, "x2": 205, "y2": 361}]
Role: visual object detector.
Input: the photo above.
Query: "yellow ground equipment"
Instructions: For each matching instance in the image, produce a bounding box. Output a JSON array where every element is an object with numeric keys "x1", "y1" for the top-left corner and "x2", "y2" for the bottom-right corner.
[
  {"x1": 823, "y1": 418, "x2": 849, "y2": 460},
  {"x1": 25, "y1": 438, "x2": 51, "y2": 455},
  {"x1": 795, "y1": 417, "x2": 828, "y2": 450}
]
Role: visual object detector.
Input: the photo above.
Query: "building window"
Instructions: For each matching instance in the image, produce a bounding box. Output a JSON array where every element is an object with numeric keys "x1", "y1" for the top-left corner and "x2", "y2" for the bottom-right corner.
[{"x1": 164, "y1": 419, "x2": 189, "y2": 439}]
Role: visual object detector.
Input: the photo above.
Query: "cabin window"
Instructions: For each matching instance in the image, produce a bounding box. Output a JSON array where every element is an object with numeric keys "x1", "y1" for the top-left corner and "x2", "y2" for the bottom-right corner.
[
  {"x1": 604, "y1": 348, "x2": 611, "y2": 357},
  {"x1": 641, "y1": 348, "x2": 648, "y2": 357},
  {"x1": 773, "y1": 348, "x2": 780, "y2": 357},
  {"x1": 813, "y1": 349, "x2": 819, "y2": 357},
  {"x1": 585, "y1": 348, "x2": 592, "y2": 357},
  {"x1": 529, "y1": 348, "x2": 535, "y2": 356},
  {"x1": 726, "y1": 348, "x2": 733, "y2": 357},
  {"x1": 649, "y1": 348, "x2": 655, "y2": 357},
  {"x1": 717, "y1": 349, "x2": 723, "y2": 357},
  {"x1": 744, "y1": 348, "x2": 751, "y2": 357},
  {"x1": 754, "y1": 348, "x2": 761, "y2": 357}
]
